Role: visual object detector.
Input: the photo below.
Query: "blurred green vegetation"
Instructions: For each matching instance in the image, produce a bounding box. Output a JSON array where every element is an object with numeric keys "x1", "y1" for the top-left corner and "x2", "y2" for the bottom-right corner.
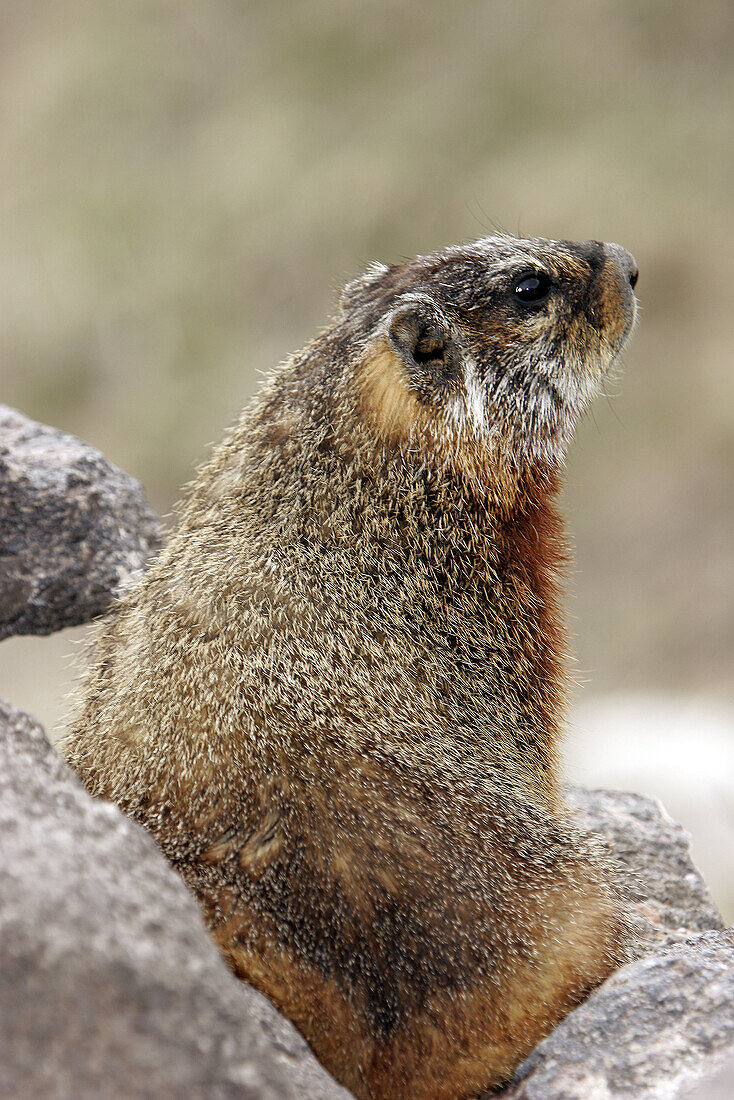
[{"x1": 1, "y1": 0, "x2": 733, "y2": 693}]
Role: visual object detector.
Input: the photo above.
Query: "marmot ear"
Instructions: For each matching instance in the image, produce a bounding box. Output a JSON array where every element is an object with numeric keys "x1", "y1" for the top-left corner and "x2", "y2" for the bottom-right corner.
[{"x1": 387, "y1": 299, "x2": 462, "y2": 391}]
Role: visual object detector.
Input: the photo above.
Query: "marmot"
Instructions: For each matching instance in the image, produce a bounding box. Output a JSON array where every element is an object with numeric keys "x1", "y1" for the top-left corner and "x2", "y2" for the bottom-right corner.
[{"x1": 61, "y1": 235, "x2": 639, "y2": 1100}]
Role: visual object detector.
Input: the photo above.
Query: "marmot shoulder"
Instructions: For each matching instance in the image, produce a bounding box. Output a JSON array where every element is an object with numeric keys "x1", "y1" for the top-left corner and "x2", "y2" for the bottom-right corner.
[{"x1": 62, "y1": 234, "x2": 639, "y2": 1100}]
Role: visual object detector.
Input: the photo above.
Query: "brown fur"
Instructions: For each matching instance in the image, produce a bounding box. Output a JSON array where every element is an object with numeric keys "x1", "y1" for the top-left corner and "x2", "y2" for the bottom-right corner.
[{"x1": 61, "y1": 235, "x2": 638, "y2": 1099}]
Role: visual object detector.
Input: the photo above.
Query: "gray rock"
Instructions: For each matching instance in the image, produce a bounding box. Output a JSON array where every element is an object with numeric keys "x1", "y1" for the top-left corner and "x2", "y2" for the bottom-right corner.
[
  {"x1": 567, "y1": 785, "x2": 724, "y2": 948},
  {"x1": 0, "y1": 699, "x2": 352, "y2": 1100},
  {"x1": 503, "y1": 930, "x2": 734, "y2": 1100},
  {"x1": 0, "y1": 405, "x2": 162, "y2": 639}
]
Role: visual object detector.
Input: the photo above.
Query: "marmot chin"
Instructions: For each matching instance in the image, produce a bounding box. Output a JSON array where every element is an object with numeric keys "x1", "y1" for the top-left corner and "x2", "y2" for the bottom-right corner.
[{"x1": 62, "y1": 235, "x2": 639, "y2": 1100}]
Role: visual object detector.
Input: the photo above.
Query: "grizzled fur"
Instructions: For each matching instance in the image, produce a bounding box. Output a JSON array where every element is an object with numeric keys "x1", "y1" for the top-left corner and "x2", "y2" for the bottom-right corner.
[{"x1": 61, "y1": 235, "x2": 638, "y2": 1100}]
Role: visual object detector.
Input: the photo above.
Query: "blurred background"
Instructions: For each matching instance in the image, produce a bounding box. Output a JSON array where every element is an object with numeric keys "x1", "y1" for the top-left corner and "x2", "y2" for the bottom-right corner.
[{"x1": 0, "y1": 0, "x2": 732, "y2": 915}]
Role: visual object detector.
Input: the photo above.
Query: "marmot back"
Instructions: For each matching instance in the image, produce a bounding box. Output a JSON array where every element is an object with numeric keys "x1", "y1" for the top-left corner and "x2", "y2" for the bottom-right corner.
[{"x1": 62, "y1": 235, "x2": 639, "y2": 1100}]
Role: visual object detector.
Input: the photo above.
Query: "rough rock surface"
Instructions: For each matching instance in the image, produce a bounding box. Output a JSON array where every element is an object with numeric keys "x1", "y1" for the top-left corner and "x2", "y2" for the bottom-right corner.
[
  {"x1": 567, "y1": 785, "x2": 725, "y2": 948},
  {"x1": 0, "y1": 699, "x2": 351, "y2": 1100},
  {"x1": 503, "y1": 930, "x2": 734, "y2": 1100},
  {"x1": 0, "y1": 405, "x2": 162, "y2": 639}
]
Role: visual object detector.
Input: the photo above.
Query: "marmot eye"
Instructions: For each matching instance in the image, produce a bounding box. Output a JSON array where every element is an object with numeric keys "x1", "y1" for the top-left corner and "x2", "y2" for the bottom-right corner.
[{"x1": 513, "y1": 272, "x2": 552, "y2": 304}]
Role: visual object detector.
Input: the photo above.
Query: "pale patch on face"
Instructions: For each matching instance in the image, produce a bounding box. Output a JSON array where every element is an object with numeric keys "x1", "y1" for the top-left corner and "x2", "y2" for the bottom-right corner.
[
  {"x1": 358, "y1": 339, "x2": 428, "y2": 445},
  {"x1": 518, "y1": 361, "x2": 591, "y2": 467},
  {"x1": 502, "y1": 296, "x2": 632, "y2": 468},
  {"x1": 445, "y1": 357, "x2": 489, "y2": 440},
  {"x1": 440, "y1": 309, "x2": 620, "y2": 476}
]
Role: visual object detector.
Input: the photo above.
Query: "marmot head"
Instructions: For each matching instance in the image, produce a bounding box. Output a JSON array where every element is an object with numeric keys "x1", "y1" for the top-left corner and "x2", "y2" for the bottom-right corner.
[{"x1": 340, "y1": 235, "x2": 637, "y2": 496}]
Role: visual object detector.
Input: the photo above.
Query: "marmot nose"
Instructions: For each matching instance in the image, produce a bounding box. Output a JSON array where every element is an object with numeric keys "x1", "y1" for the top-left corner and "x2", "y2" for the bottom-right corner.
[{"x1": 605, "y1": 243, "x2": 639, "y2": 290}]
